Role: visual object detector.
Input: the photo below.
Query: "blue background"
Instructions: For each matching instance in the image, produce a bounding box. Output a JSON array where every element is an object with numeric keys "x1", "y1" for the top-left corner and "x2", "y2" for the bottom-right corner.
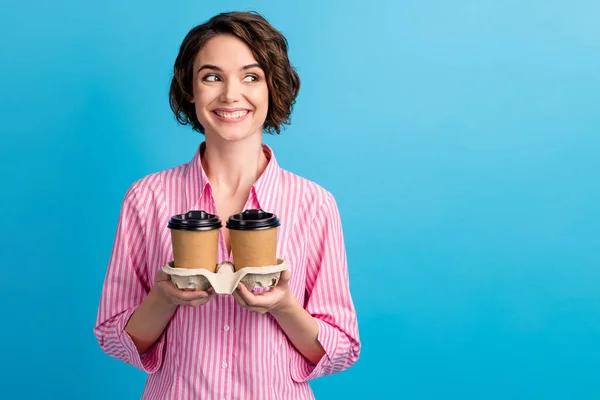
[{"x1": 1, "y1": 0, "x2": 599, "y2": 399}]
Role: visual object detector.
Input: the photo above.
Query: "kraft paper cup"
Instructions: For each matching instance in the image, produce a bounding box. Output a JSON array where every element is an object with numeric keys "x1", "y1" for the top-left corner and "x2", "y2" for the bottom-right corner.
[
  {"x1": 168, "y1": 210, "x2": 222, "y2": 272},
  {"x1": 226, "y1": 209, "x2": 279, "y2": 271}
]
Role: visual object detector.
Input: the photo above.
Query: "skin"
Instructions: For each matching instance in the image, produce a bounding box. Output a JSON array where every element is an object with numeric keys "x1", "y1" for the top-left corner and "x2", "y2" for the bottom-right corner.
[{"x1": 125, "y1": 34, "x2": 325, "y2": 365}]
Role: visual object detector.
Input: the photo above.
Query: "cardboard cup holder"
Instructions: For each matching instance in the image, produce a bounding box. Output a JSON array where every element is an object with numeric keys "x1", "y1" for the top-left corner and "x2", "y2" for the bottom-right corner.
[{"x1": 161, "y1": 258, "x2": 288, "y2": 294}]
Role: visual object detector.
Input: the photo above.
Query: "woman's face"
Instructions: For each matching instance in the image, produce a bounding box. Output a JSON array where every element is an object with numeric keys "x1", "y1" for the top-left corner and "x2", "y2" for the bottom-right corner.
[{"x1": 191, "y1": 34, "x2": 269, "y2": 143}]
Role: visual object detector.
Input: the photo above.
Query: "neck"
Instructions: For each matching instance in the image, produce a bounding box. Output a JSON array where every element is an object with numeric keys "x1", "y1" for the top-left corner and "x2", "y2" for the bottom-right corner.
[{"x1": 201, "y1": 132, "x2": 268, "y2": 195}]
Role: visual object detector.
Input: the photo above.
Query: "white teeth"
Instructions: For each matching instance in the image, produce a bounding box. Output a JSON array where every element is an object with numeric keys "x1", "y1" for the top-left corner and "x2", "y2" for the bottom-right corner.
[{"x1": 215, "y1": 110, "x2": 248, "y2": 119}]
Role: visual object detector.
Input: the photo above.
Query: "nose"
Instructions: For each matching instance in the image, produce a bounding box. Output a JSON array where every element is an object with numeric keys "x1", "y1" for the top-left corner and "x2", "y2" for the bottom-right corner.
[{"x1": 219, "y1": 80, "x2": 242, "y2": 103}]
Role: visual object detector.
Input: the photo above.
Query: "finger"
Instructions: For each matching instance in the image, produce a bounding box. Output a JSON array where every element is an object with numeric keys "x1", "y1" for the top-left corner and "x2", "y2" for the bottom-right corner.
[
  {"x1": 171, "y1": 287, "x2": 212, "y2": 303},
  {"x1": 247, "y1": 306, "x2": 268, "y2": 314},
  {"x1": 182, "y1": 285, "x2": 213, "y2": 293},
  {"x1": 185, "y1": 294, "x2": 215, "y2": 307},
  {"x1": 235, "y1": 282, "x2": 254, "y2": 305},
  {"x1": 277, "y1": 269, "x2": 291, "y2": 286},
  {"x1": 155, "y1": 268, "x2": 171, "y2": 282},
  {"x1": 236, "y1": 283, "x2": 269, "y2": 308},
  {"x1": 232, "y1": 289, "x2": 249, "y2": 307}
]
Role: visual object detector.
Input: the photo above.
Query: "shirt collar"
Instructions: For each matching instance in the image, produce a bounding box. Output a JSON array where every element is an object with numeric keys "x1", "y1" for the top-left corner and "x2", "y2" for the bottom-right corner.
[{"x1": 184, "y1": 141, "x2": 281, "y2": 213}]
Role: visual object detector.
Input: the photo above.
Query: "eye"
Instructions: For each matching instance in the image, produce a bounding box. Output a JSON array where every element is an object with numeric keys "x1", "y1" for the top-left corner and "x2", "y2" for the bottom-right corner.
[
  {"x1": 243, "y1": 74, "x2": 259, "y2": 83},
  {"x1": 202, "y1": 74, "x2": 220, "y2": 82}
]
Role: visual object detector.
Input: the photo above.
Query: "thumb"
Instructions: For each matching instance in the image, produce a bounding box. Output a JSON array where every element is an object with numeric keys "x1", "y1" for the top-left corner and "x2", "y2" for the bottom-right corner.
[
  {"x1": 278, "y1": 269, "x2": 291, "y2": 285},
  {"x1": 155, "y1": 267, "x2": 170, "y2": 282}
]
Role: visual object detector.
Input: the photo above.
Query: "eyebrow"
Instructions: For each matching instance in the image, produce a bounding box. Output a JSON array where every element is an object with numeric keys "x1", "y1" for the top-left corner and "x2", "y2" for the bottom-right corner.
[{"x1": 197, "y1": 63, "x2": 262, "y2": 73}]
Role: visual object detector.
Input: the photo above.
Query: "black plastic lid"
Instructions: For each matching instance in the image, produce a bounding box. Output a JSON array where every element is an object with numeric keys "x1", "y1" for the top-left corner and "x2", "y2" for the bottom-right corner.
[
  {"x1": 226, "y1": 209, "x2": 280, "y2": 231},
  {"x1": 168, "y1": 210, "x2": 222, "y2": 231}
]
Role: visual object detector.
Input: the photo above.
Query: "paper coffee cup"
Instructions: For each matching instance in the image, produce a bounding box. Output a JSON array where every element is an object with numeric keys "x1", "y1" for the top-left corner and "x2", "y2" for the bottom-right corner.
[
  {"x1": 226, "y1": 209, "x2": 280, "y2": 271},
  {"x1": 168, "y1": 210, "x2": 222, "y2": 272}
]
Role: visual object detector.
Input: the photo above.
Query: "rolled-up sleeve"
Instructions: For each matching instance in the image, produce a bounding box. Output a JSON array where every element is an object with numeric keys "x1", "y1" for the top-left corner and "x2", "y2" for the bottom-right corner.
[
  {"x1": 290, "y1": 192, "x2": 361, "y2": 382},
  {"x1": 93, "y1": 183, "x2": 166, "y2": 373}
]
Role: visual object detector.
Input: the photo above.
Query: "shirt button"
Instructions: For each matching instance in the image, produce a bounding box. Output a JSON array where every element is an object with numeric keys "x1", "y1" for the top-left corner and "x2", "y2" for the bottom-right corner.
[
  {"x1": 224, "y1": 325, "x2": 230, "y2": 332},
  {"x1": 222, "y1": 361, "x2": 228, "y2": 369}
]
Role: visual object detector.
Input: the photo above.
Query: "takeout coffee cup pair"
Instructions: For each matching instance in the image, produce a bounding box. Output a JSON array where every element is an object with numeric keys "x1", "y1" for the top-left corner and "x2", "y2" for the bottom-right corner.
[{"x1": 168, "y1": 209, "x2": 280, "y2": 272}]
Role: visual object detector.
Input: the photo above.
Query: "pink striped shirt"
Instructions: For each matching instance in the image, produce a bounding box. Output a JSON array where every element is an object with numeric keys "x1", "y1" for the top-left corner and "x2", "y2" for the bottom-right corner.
[{"x1": 94, "y1": 142, "x2": 361, "y2": 399}]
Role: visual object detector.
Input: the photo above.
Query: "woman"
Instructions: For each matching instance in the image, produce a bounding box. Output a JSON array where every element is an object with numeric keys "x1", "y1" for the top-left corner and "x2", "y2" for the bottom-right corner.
[{"x1": 94, "y1": 11, "x2": 360, "y2": 399}]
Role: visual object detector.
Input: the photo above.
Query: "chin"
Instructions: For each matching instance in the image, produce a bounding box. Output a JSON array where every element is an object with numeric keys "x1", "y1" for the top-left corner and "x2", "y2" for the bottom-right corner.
[{"x1": 206, "y1": 127, "x2": 259, "y2": 143}]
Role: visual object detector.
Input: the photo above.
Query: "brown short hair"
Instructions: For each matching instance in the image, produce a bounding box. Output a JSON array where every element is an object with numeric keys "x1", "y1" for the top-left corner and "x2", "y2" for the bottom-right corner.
[{"x1": 169, "y1": 11, "x2": 301, "y2": 135}]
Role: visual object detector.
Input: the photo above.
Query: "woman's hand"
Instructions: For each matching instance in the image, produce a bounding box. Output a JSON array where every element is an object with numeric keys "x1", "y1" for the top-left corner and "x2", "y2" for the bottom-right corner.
[
  {"x1": 232, "y1": 269, "x2": 293, "y2": 314},
  {"x1": 152, "y1": 268, "x2": 216, "y2": 307}
]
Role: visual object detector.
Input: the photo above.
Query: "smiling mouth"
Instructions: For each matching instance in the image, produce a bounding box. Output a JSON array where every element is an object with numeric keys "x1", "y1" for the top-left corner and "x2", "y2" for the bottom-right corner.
[{"x1": 212, "y1": 110, "x2": 250, "y2": 120}]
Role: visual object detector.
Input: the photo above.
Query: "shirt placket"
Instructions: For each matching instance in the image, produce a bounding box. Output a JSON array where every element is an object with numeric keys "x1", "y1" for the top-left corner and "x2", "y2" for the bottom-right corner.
[
  {"x1": 199, "y1": 187, "x2": 229, "y2": 399},
  {"x1": 208, "y1": 188, "x2": 260, "y2": 400},
  {"x1": 224, "y1": 190, "x2": 260, "y2": 400},
  {"x1": 219, "y1": 238, "x2": 234, "y2": 400}
]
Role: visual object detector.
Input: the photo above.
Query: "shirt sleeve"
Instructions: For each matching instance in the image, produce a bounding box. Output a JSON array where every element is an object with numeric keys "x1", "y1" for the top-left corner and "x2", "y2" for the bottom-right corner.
[
  {"x1": 290, "y1": 192, "x2": 361, "y2": 382},
  {"x1": 93, "y1": 183, "x2": 166, "y2": 373}
]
